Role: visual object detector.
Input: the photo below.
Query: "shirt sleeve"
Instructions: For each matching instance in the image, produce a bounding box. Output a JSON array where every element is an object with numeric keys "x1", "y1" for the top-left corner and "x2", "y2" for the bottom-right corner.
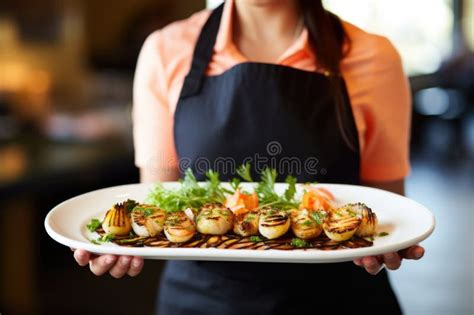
[
  {"x1": 132, "y1": 31, "x2": 179, "y2": 172},
  {"x1": 359, "y1": 37, "x2": 412, "y2": 182}
]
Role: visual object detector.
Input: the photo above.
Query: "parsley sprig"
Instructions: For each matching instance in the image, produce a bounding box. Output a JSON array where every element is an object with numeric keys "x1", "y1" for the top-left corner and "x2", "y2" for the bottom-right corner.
[
  {"x1": 146, "y1": 169, "x2": 230, "y2": 212},
  {"x1": 146, "y1": 164, "x2": 300, "y2": 212},
  {"x1": 251, "y1": 167, "x2": 299, "y2": 210},
  {"x1": 86, "y1": 218, "x2": 101, "y2": 232},
  {"x1": 291, "y1": 238, "x2": 310, "y2": 248}
]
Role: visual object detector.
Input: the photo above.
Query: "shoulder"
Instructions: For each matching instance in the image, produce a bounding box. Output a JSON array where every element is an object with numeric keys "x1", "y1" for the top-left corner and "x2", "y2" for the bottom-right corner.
[
  {"x1": 157, "y1": 9, "x2": 211, "y2": 46},
  {"x1": 139, "y1": 9, "x2": 211, "y2": 67},
  {"x1": 341, "y1": 21, "x2": 403, "y2": 73}
]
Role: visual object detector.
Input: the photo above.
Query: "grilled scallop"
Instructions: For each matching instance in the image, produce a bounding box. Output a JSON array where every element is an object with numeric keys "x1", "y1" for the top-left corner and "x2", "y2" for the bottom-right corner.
[
  {"x1": 347, "y1": 203, "x2": 378, "y2": 237},
  {"x1": 131, "y1": 205, "x2": 166, "y2": 237},
  {"x1": 323, "y1": 208, "x2": 361, "y2": 242},
  {"x1": 233, "y1": 210, "x2": 260, "y2": 237},
  {"x1": 290, "y1": 208, "x2": 323, "y2": 240},
  {"x1": 102, "y1": 202, "x2": 132, "y2": 236},
  {"x1": 258, "y1": 208, "x2": 290, "y2": 239},
  {"x1": 196, "y1": 203, "x2": 234, "y2": 235},
  {"x1": 164, "y1": 211, "x2": 196, "y2": 243}
]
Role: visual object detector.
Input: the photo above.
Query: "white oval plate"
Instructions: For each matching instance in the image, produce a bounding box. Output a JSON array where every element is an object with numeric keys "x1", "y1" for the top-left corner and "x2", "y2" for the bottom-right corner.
[{"x1": 44, "y1": 183, "x2": 435, "y2": 263}]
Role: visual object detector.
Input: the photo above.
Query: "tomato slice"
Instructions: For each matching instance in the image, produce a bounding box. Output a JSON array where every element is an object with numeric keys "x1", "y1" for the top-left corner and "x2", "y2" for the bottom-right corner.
[
  {"x1": 225, "y1": 189, "x2": 259, "y2": 212},
  {"x1": 301, "y1": 190, "x2": 333, "y2": 211},
  {"x1": 242, "y1": 192, "x2": 258, "y2": 210}
]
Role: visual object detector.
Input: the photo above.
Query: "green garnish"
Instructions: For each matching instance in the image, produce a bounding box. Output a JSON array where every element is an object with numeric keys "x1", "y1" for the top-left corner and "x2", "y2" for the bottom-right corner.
[
  {"x1": 101, "y1": 234, "x2": 115, "y2": 242},
  {"x1": 255, "y1": 168, "x2": 299, "y2": 210},
  {"x1": 245, "y1": 214, "x2": 256, "y2": 222},
  {"x1": 86, "y1": 218, "x2": 101, "y2": 232},
  {"x1": 310, "y1": 211, "x2": 326, "y2": 225},
  {"x1": 206, "y1": 169, "x2": 233, "y2": 197},
  {"x1": 219, "y1": 209, "x2": 231, "y2": 216},
  {"x1": 167, "y1": 216, "x2": 181, "y2": 226},
  {"x1": 230, "y1": 177, "x2": 241, "y2": 192},
  {"x1": 237, "y1": 162, "x2": 253, "y2": 182},
  {"x1": 124, "y1": 199, "x2": 139, "y2": 213},
  {"x1": 302, "y1": 220, "x2": 312, "y2": 226},
  {"x1": 90, "y1": 239, "x2": 101, "y2": 245},
  {"x1": 131, "y1": 206, "x2": 154, "y2": 217},
  {"x1": 347, "y1": 210, "x2": 357, "y2": 217},
  {"x1": 291, "y1": 238, "x2": 309, "y2": 248},
  {"x1": 266, "y1": 209, "x2": 276, "y2": 216},
  {"x1": 195, "y1": 215, "x2": 203, "y2": 224},
  {"x1": 146, "y1": 169, "x2": 229, "y2": 212},
  {"x1": 143, "y1": 208, "x2": 154, "y2": 217},
  {"x1": 378, "y1": 232, "x2": 389, "y2": 237},
  {"x1": 256, "y1": 168, "x2": 278, "y2": 203},
  {"x1": 284, "y1": 176, "x2": 297, "y2": 201},
  {"x1": 146, "y1": 164, "x2": 297, "y2": 212},
  {"x1": 250, "y1": 236, "x2": 262, "y2": 242}
]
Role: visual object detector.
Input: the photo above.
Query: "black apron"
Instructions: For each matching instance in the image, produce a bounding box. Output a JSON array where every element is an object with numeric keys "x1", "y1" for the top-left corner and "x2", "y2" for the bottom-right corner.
[{"x1": 157, "y1": 5, "x2": 401, "y2": 315}]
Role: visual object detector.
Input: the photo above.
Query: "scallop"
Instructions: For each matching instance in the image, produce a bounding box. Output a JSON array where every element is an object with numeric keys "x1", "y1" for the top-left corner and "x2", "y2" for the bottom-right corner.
[
  {"x1": 131, "y1": 205, "x2": 166, "y2": 237},
  {"x1": 233, "y1": 210, "x2": 260, "y2": 237},
  {"x1": 164, "y1": 211, "x2": 196, "y2": 243},
  {"x1": 290, "y1": 208, "x2": 323, "y2": 240},
  {"x1": 196, "y1": 203, "x2": 234, "y2": 235},
  {"x1": 102, "y1": 202, "x2": 132, "y2": 236},
  {"x1": 258, "y1": 208, "x2": 290, "y2": 239},
  {"x1": 323, "y1": 208, "x2": 361, "y2": 242},
  {"x1": 348, "y1": 203, "x2": 378, "y2": 237}
]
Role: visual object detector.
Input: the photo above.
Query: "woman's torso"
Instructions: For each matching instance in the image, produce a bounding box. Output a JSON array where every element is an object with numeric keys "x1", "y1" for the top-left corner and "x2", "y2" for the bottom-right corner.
[
  {"x1": 154, "y1": 4, "x2": 404, "y2": 314},
  {"x1": 133, "y1": 3, "x2": 411, "y2": 183}
]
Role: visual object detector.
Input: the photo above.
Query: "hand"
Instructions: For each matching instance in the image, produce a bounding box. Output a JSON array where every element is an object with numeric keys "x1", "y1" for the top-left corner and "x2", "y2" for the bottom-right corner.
[
  {"x1": 73, "y1": 249, "x2": 144, "y2": 278},
  {"x1": 353, "y1": 245, "x2": 424, "y2": 275}
]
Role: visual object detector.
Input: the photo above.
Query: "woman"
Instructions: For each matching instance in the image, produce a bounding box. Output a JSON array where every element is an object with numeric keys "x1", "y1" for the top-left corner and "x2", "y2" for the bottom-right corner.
[{"x1": 74, "y1": 0, "x2": 425, "y2": 313}]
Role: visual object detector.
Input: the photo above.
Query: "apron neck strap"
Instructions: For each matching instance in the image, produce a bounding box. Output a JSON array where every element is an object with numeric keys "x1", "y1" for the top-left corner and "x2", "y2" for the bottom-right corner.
[{"x1": 180, "y1": 4, "x2": 224, "y2": 98}]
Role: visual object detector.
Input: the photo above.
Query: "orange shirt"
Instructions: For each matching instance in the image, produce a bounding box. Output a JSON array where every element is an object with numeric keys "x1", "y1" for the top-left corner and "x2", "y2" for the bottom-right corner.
[{"x1": 132, "y1": 1, "x2": 412, "y2": 182}]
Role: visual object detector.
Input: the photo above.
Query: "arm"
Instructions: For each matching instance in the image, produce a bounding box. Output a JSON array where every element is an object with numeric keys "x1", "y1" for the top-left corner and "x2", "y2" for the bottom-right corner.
[
  {"x1": 353, "y1": 179, "x2": 425, "y2": 275},
  {"x1": 74, "y1": 31, "x2": 176, "y2": 278},
  {"x1": 345, "y1": 36, "x2": 425, "y2": 274},
  {"x1": 140, "y1": 167, "x2": 180, "y2": 183},
  {"x1": 364, "y1": 178, "x2": 405, "y2": 196}
]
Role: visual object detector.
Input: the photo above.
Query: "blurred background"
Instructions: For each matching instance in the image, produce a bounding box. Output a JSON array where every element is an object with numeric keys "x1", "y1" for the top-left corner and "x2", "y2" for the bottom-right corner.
[{"x1": 0, "y1": 0, "x2": 472, "y2": 314}]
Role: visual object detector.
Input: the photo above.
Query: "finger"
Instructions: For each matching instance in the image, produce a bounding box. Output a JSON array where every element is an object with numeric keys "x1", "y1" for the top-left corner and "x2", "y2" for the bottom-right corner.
[
  {"x1": 109, "y1": 256, "x2": 132, "y2": 279},
  {"x1": 353, "y1": 258, "x2": 364, "y2": 267},
  {"x1": 127, "y1": 257, "x2": 144, "y2": 277},
  {"x1": 89, "y1": 255, "x2": 117, "y2": 276},
  {"x1": 398, "y1": 246, "x2": 424, "y2": 260},
  {"x1": 362, "y1": 256, "x2": 383, "y2": 275},
  {"x1": 383, "y1": 252, "x2": 402, "y2": 270},
  {"x1": 74, "y1": 249, "x2": 91, "y2": 266}
]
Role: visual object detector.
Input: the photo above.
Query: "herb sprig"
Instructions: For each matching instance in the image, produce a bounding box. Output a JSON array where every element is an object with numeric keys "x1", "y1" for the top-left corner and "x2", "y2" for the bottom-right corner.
[
  {"x1": 146, "y1": 169, "x2": 230, "y2": 212},
  {"x1": 146, "y1": 164, "x2": 300, "y2": 212},
  {"x1": 86, "y1": 218, "x2": 101, "y2": 232},
  {"x1": 291, "y1": 238, "x2": 310, "y2": 248},
  {"x1": 252, "y1": 167, "x2": 299, "y2": 210}
]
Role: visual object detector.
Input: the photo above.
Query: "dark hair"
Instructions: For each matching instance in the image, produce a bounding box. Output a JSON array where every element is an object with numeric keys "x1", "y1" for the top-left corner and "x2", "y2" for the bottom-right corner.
[{"x1": 299, "y1": 0, "x2": 357, "y2": 151}]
